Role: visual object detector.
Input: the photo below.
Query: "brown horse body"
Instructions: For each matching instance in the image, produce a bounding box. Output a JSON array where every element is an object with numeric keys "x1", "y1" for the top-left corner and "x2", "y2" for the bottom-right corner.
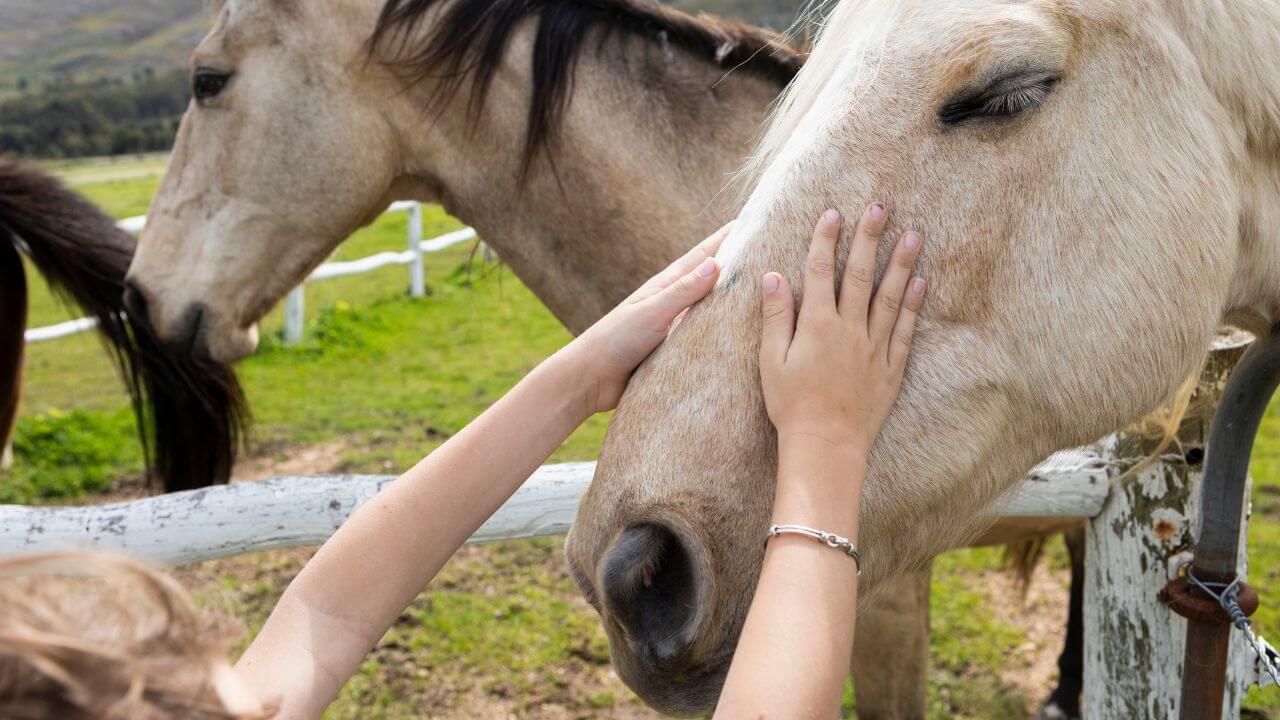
[{"x1": 0, "y1": 162, "x2": 246, "y2": 492}]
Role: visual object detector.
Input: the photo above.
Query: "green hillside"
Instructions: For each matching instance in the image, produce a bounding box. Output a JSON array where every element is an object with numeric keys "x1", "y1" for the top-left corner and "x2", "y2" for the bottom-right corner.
[
  {"x1": 0, "y1": 0, "x2": 207, "y2": 93},
  {"x1": 0, "y1": 0, "x2": 806, "y2": 95}
]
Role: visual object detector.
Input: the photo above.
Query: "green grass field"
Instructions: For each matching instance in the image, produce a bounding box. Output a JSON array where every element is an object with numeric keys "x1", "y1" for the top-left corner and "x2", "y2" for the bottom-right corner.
[
  {"x1": 16, "y1": 161, "x2": 611, "y2": 490},
  {"x1": 12, "y1": 157, "x2": 1280, "y2": 717}
]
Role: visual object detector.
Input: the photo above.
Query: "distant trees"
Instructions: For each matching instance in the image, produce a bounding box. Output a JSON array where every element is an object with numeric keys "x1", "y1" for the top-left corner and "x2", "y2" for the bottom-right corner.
[{"x1": 0, "y1": 69, "x2": 190, "y2": 158}]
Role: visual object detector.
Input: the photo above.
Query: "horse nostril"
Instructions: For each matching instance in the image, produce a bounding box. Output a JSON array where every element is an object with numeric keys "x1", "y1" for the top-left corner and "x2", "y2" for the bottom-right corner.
[
  {"x1": 121, "y1": 281, "x2": 150, "y2": 324},
  {"x1": 601, "y1": 524, "x2": 701, "y2": 668}
]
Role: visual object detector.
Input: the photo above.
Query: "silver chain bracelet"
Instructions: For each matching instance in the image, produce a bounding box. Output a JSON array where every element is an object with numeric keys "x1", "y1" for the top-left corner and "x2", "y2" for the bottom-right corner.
[{"x1": 766, "y1": 524, "x2": 862, "y2": 575}]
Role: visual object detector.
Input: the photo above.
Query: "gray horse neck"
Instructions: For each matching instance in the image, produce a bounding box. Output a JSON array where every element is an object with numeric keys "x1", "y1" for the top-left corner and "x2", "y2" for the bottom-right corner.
[{"x1": 400, "y1": 26, "x2": 784, "y2": 333}]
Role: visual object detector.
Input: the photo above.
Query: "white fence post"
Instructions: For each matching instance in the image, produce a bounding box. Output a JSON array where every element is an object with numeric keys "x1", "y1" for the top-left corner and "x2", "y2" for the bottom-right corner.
[
  {"x1": 408, "y1": 202, "x2": 425, "y2": 297},
  {"x1": 1083, "y1": 339, "x2": 1253, "y2": 718},
  {"x1": 1083, "y1": 451, "x2": 1252, "y2": 717},
  {"x1": 283, "y1": 285, "x2": 305, "y2": 345}
]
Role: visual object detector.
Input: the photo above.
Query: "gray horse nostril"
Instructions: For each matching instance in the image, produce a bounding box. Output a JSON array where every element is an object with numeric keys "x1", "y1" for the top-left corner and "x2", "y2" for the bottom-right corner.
[
  {"x1": 121, "y1": 281, "x2": 150, "y2": 324},
  {"x1": 601, "y1": 524, "x2": 700, "y2": 668}
]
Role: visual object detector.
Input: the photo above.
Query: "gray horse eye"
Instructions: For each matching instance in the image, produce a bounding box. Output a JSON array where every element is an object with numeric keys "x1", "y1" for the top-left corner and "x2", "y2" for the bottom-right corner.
[
  {"x1": 193, "y1": 69, "x2": 232, "y2": 101},
  {"x1": 939, "y1": 71, "x2": 1060, "y2": 125}
]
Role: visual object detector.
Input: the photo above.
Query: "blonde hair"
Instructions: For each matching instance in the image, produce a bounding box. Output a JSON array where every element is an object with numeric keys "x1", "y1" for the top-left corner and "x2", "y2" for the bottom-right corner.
[{"x1": 0, "y1": 552, "x2": 257, "y2": 720}]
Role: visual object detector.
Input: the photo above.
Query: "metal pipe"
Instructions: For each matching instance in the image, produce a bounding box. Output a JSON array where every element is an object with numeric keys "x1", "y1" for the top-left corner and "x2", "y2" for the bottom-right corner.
[{"x1": 1179, "y1": 327, "x2": 1280, "y2": 719}]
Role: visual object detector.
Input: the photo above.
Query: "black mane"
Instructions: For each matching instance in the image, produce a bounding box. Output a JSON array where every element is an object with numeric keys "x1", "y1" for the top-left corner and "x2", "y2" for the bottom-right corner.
[{"x1": 368, "y1": 0, "x2": 804, "y2": 175}]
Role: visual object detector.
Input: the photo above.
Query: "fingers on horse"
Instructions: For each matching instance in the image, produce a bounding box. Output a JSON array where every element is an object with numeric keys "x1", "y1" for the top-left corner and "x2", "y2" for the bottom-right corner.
[
  {"x1": 869, "y1": 231, "x2": 922, "y2": 341},
  {"x1": 697, "y1": 221, "x2": 733, "y2": 257},
  {"x1": 838, "y1": 202, "x2": 888, "y2": 323},
  {"x1": 888, "y1": 277, "x2": 926, "y2": 369},
  {"x1": 649, "y1": 256, "x2": 720, "y2": 321},
  {"x1": 759, "y1": 272, "x2": 794, "y2": 371},
  {"x1": 800, "y1": 209, "x2": 841, "y2": 325},
  {"x1": 648, "y1": 222, "x2": 734, "y2": 292}
]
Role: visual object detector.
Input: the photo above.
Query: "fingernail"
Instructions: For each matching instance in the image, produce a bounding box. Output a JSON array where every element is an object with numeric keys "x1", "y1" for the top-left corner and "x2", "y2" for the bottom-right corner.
[
  {"x1": 763, "y1": 273, "x2": 780, "y2": 294},
  {"x1": 903, "y1": 232, "x2": 921, "y2": 251},
  {"x1": 909, "y1": 277, "x2": 926, "y2": 295},
  {"x1": 696, "y1": 257, "x2": 718, "y2": 278},
  {"x1": 870, "y1": 203, "x2": 886, "y2": 220},
  {"x1": 822, "y1": 208, "x2": 840, "y2": 223}
]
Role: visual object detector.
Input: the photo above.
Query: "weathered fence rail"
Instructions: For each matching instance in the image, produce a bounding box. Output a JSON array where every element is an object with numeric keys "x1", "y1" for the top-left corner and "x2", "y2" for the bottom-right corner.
[
  {"x1": 0, "y1": 452, "x2": 1114, "y2": 566},
  {"x1": 0, "y1": 434, "x2": 1262, "y2": 714},
  {"x1": 23, "y1": 201, "x2": 476, "y2": 345},
  {"x1": 0, "y1": 462, "x2": 593, "y2": 565}
]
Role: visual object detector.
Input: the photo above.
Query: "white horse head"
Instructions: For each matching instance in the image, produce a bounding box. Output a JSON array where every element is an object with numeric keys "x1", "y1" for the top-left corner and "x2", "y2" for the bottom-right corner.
[{"x1": 566, "y1": 0, "x2": 1280, "y2": 713}]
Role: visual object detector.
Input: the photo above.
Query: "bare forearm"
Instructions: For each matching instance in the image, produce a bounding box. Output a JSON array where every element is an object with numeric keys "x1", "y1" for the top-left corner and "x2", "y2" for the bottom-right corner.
[
  {"x1": 234, "y1": 222, "x2": 730, "y2": 717},
  {"x1": 236, "y1": 353, "x2": 591, "y2": 716},
  {"x1": 715, "y1": 439, "x2": 865, "y2": 718},
  {"x1": 720, "y1": 205, "x2": 921, "y2": 716}
]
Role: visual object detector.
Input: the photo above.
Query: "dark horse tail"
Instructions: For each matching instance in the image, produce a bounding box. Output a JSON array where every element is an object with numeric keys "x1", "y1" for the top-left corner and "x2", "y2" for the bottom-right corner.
[{"x1": 0, "y1": 160, "x2": 247, "y2": 491}]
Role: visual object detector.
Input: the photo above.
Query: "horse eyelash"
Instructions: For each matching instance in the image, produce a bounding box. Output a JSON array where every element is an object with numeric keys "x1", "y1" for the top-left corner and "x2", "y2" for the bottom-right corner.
[
  {"x1": 938, "y1": 75, "x2": 1059, "y2": 125},
  {"x1": 978, "y1": 80, "x2": 1055, "y2": 116}
]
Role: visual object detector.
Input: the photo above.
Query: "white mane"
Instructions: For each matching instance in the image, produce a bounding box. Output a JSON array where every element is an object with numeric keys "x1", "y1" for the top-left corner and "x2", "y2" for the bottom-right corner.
[
  {"x1": 749, "y1": 0, "x2": 905, "y2": 179},
  {"x1": 718, "y1": 0, "x2": 905, "y2": 272}
]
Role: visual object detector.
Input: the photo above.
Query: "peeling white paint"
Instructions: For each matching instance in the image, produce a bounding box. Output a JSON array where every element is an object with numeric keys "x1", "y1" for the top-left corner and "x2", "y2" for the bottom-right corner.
[{"x1": 1084, "y1": 461, "x2": 1251, "y2": 718}]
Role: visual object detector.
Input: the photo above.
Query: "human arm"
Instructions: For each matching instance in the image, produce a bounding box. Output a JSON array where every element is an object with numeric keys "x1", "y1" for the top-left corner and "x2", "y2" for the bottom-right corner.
[
  {"x1": 714, "y1": 205, "x2": 925, "y2": 718},
  {"x1": 234, "y1": 226, "x2": 731, "y2": 719}
]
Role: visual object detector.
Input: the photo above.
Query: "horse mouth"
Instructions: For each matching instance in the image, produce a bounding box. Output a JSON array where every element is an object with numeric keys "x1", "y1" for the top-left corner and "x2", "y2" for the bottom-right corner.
[{"x1": 212, "y1": 322, "x2": 260, "y2": 364}]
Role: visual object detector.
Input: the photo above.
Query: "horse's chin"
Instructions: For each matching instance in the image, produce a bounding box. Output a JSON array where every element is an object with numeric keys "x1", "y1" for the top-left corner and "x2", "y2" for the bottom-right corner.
[{"x1": 608, "y1": 640, "x2": 730, "y2": 717}]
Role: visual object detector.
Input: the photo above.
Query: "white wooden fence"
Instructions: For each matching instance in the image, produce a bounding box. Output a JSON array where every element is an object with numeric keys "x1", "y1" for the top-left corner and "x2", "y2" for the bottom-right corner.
[
  {"x1": 0, "y1": 452, "x2": 1122, "y2": 563},
  {"x1": 23, "y1": 201, "x2": 477, "y2": 346},
  {"x1": 0, "y1": 440, "x2": 1263, "y2": 715}
]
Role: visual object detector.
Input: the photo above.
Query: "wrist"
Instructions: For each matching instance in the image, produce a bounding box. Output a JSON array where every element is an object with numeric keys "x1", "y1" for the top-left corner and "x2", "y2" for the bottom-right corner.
[
  {"x1": 543, "y1": 341, "x2": 599, "y2": 423},
  {"x1": 771, "y1": 436, "x2": 867, "y2": 538},
  {"x1": 776, "y1": 431, "x2": 870, "y2": 469}
]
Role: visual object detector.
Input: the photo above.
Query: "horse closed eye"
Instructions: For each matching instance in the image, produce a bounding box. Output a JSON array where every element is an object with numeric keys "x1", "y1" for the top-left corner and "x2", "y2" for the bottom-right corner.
[
  {"x1": 938, "y1": 73, "x2": 1060, "y2": 125},
  {"x1": 193, "y1": 69, "x2": 232, "y2": 101}
]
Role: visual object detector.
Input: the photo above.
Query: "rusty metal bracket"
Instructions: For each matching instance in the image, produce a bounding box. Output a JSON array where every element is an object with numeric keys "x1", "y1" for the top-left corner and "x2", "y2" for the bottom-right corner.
[
  {"x1": 1160, "y1": 575, "x2": 1258, "y2": 625},
  {"x1": 1177, "y1": 327, "x2": 1280, "y2": 720}
]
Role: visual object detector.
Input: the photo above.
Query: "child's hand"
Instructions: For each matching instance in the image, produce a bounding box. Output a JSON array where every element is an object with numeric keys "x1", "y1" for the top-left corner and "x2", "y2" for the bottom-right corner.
[
  {"x1": 564, "y1": 224, "x2": 729, "y2": 415},
  {"x1": 759, "y1": 205, "x2": 925, "y2": 457}
]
